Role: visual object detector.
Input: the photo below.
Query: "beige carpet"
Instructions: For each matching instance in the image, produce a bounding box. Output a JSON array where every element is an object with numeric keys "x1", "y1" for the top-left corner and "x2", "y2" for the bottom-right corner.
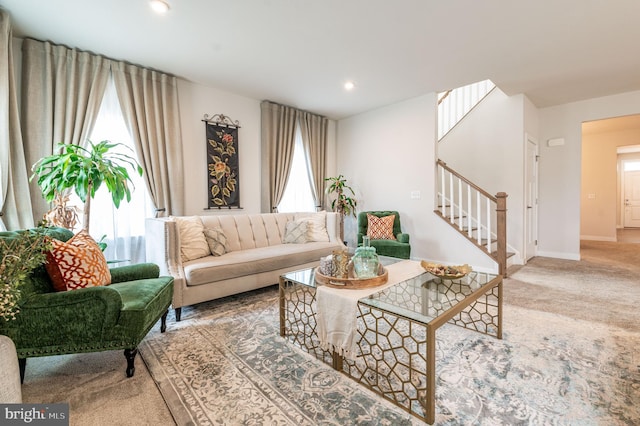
[
  {"x1": 19, "y1": 239, "x2": 640, "y2": 425},
  {"x1": 505, "y1": 240, "x2": 640, "y2": 331},
  {"x1": 21, "y1": 345, "x2": 175, "y2": 425}
]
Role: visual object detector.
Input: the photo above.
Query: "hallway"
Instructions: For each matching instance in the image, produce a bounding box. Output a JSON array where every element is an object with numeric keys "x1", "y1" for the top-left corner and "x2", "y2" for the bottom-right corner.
[{"x1": 617, "y1": 228, "x2": 640, "y2": 243}]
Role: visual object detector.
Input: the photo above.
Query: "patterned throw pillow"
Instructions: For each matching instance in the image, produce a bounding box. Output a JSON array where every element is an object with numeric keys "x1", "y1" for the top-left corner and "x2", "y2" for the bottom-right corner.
[
  {"x1": 366, "y1": 214, "x2": 397, "y2": 240},
  {"x1": 283, "y1": 220, "x2": 310, "y2": 244},
  {"x1": 203, "y1": 227, "x2": 229, "y2": 256},
  {"x1": 294, "y1": 211, "x2": 329, "y2": 242},
  {"x1": 45, "y1": 229, "x2": 112, "y2": 292}
]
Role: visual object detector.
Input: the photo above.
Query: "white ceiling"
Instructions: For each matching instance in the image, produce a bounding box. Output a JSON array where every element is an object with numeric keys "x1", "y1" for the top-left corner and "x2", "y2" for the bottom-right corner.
[
  {"x1": 2, "y1": 0, "x2": 640, "y2": 120},
  {"x1": 583, "y1": 114, "x2": 640, "y2": 135}
]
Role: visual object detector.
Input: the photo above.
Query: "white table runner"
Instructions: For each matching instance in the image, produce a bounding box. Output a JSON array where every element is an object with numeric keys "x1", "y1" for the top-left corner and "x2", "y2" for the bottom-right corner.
[{"x1": 316, "y1": 259, "x2": 425, "y2": 360}]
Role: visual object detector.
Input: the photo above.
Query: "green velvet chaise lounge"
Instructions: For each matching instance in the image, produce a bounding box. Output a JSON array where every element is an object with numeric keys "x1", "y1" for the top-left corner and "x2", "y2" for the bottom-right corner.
[{"x1": 0, "y1": 228, "x2": 174, "y2": 382}]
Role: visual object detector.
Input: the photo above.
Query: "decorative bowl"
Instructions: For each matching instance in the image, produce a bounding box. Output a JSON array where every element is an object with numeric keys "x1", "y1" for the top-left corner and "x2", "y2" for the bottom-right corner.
[{"x1": 420, "y1": 260, "x2": 472, "y2": 279}]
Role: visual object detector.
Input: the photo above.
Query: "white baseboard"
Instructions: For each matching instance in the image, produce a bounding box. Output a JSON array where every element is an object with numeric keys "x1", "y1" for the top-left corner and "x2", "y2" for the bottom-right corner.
[
  {"x1": 536, "y1": 250, "x2": 580, "y2": 261},
  {"x1": 509, "y1": 254, "x2": 525, "y2": 266},
  {"x1": 580, "y1": 235, "x2": 617, "y2": 242}
]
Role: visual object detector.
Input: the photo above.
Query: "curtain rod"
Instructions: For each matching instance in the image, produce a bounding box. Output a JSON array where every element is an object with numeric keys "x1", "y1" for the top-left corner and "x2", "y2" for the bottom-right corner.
[{"x1": 202, "y1": 113, "x2": 241, "y2": 128}]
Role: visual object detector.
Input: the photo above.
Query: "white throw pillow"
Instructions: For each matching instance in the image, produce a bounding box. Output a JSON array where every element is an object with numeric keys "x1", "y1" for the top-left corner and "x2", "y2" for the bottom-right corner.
[
  {"x1": 203, "y1": 227, "x2": 229, "y2": 256},
  {"x1": 294, "y1": 211, "x2": 329, "y2": 242},
  {"x1": 170, "y1": 216, "x2": 210, "y2": 262},
  {"x1": 283, "y1": 220, "x2": 310, "y2": 244}
]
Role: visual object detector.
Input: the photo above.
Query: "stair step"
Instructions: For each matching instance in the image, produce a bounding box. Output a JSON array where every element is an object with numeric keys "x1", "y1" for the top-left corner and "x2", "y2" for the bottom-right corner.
[
  {"x1": 478, "y1": 237, "x2": 497, "y2": 245},
  {"x1": 444, "y1": 216, "x2": 468, "y2": 222},
  {"x1": 460, "y1": 226, "x2": 479, "y2": 232},
  {"x1": 491, "y1": 251, "x2": 515, "y2": 259},
  {"x1": 434, "y1": 209, "x2": 510, "y2": 259},
  {"x1": 437, "y1": 206, "x2": 465, "y2": 216}
]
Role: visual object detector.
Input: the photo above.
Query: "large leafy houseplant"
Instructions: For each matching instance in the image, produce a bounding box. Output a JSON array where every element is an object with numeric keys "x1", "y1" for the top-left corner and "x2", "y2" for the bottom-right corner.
[
  {"x1": 31, "y1": 141, "x2": 143, "y2": 233},
  {"x1": 325, "y1": 175, "x2": 357, "y2": 241}
]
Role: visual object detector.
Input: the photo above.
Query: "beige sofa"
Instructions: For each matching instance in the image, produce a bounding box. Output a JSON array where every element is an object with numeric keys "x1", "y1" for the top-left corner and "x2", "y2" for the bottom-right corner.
[
  {"x1": 0, "y1": 335, "x2": 21, "y2": 403},
  {"x1": 145, "y1": 211, "x2": 344, "y2": 320}
]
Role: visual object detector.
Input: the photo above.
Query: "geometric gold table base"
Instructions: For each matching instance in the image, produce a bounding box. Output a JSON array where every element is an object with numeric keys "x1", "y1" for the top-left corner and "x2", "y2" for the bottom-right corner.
[{"x1": 279, "y1": 272, "x2": 502, "y2": 424}]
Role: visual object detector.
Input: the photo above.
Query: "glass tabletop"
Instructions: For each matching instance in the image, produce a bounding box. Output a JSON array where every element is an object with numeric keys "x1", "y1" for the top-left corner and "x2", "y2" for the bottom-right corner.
[
  {"x1": 282, "y1": 267, "x2": 318, "y2": 288},
  {"x1": 359, "y1": 271, "x2": 500, "y2": 324}
]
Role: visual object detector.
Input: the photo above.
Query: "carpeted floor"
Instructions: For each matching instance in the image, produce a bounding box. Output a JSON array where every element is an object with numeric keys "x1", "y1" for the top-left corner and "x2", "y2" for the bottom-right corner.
[{"x1": 20, "y1": 240, "x2": 640, "y2": 425}]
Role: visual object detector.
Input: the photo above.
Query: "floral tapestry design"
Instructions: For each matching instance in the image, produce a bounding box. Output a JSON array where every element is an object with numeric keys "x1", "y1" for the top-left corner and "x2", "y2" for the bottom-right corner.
[{"x1": 206, "y1": 123, "x2": 240, "y2": 208}]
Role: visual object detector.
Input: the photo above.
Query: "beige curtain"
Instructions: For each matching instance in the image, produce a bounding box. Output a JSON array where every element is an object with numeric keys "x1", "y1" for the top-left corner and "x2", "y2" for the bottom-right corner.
[
  {"x1": 260, "y1": 101, "x2": 298, "y2": 212},
  {"x1": 21, "y1": 38, "x2": 110, "y2": 222},
  {"x1": 0, "y1": 10, "x2": 33, "y2": 230},
  {"x1": 298, "y1": 110, "x2": 328, "y2": 210},
  {"x1": 112, "y1": 62, "x2": 184, "y2": 216}
]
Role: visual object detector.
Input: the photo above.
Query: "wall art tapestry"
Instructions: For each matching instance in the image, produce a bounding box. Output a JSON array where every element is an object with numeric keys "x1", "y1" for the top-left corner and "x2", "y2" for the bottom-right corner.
[{"x1": 204, "y1": 114, "x2": 241, "y2": 208}]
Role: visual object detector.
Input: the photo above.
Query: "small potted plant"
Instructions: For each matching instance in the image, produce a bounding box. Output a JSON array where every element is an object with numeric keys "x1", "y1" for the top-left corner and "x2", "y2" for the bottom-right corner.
[
  {"x1": 31, "y1": 140, "x2": 143, "y2": 234},
  {"x1": 325, "y1": 175, "x2": 357, "y2": 242}
]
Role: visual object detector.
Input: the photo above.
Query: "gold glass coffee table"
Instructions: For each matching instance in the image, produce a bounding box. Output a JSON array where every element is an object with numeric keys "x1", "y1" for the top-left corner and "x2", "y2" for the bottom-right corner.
[{"x1": 279, "y1": 263, "x2": 502, "y2": 424}]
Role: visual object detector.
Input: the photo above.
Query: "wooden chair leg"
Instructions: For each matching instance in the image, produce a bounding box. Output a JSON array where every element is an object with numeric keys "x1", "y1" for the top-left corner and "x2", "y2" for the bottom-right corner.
[
  {"x1": 124, "y1": 348, "x2": 138, "y2": 378},
  {"x1": 160, "y1": 310, "x2": 168, "y2": 333},
  {"x1": 19, "y1": 358, "x2": 26, "y2": 384},
  {"x1": 175, "y1": 307, "x2": 182, "y2": 322}
]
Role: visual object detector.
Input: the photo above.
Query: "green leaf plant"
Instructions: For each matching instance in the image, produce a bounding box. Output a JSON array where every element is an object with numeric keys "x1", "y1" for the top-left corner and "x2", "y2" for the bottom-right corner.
[
  {"x1": 0, "y1": 229, "x2": 51, "y2": 321},
  {"x1": 31, "y1": 141, "x2": 143, "y2": 234},
  {"x1": 325, "y1": 175, "x2": 357, "y2": 241}
]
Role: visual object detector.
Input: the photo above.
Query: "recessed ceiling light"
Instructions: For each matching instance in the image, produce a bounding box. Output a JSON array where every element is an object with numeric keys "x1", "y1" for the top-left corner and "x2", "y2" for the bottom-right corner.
[
  {"x1": 150, "y1": 0, "x2": 170, "y2": 14},
  {"x1": 344, "y1": 81, "x2": 356, "y2": 91}
]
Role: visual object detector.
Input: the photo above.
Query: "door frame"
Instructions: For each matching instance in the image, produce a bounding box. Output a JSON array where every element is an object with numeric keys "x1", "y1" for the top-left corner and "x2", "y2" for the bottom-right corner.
[{"x1": 523, "y1": 134, "x2": 539, "y2": 262}]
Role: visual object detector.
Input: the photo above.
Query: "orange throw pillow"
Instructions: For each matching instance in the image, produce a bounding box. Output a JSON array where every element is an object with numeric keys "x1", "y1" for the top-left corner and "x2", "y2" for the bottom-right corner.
[
  {"x1": 366, "y1": 214, "x2": 397, "y2": 240},
  {"x1": 45, "y1": 230, "x2": 112, "y2": 292}
]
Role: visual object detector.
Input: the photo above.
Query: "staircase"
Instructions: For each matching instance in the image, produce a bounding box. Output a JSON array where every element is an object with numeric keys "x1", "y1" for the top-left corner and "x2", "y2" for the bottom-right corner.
[
  {"x1": 438, "y1": 79, "x2": 495, "y2": 140},
  {"x1": 436, "y1": 80, "x2": 509, "y2": 277}
]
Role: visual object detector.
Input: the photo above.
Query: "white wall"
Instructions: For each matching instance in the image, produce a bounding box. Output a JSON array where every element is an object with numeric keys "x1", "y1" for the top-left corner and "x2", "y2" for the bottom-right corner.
[
  {"x1": 177, "y1": 79, "x2": 338, "y2": 216},
  {"x1": 523, "y1": 95, "x2": 539, "y2": 138},
  {"x1": 337, "y1": 93, "x2": 496, "y2": 272},
  {"x1": 437, "y1": 88, "x2": 526, "y2": 264},
  {"x1": 538, "y1": 90, "x2": 640, "y2": 259},
  {"x1": 177, "y1": 79, "x2": 262, "y2": 215}
]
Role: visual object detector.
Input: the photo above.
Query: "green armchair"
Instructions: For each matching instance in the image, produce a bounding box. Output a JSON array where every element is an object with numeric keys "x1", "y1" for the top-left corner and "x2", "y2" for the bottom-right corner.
[
  {"x1": 357, "y1": 210, "x2": 411, "y2": 259},
  {"x1": 0, "y1": 227, "x2": 174, "y2": 382}
]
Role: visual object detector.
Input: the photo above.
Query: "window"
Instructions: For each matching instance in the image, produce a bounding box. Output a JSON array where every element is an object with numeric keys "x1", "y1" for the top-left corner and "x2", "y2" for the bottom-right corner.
[
  {"x1": 623, "y1": 161, "x2": 640, "y2": 172},
  {"x1": 72, "y1": 77, "x2": 153, "y2": 263},
  {"x1": 277, "y1": 125, "x2": 316, "y2": 213}
]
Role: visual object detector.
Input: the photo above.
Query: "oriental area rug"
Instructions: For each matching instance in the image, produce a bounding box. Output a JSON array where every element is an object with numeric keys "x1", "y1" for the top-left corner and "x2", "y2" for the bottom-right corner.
[{"x1": 140, "y1": 251, "x2": 640, "y2": 425}]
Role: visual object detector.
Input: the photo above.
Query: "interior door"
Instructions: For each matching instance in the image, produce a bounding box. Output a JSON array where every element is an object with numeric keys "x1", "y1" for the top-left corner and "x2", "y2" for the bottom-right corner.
[
  {"x1": 524, "y1": 137, "x2": 538, "y2": 261},
  {"x1": 624, "y1": 170, "x2": 640, "y2": 227}
]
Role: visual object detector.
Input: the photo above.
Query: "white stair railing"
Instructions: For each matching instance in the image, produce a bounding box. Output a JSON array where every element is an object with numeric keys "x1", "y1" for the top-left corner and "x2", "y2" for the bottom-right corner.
[
  {"x1": 436, "y1": 160, "x2": 508, "y2": 276},
  {"x1": 437, "y1": 79, "x2": 495, "y2": 140}
]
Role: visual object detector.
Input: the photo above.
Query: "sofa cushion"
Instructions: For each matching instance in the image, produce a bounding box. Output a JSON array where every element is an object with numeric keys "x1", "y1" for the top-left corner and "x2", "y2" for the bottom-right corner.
[
  {"x1": 108, "y1": 276, "x2": 174, "y2": 341},
  {"x1": 172, "y1": 216, "x2": 210, "y2": 261},
  {"x1": 183, "y1": 242, "x2": 341, "y2": 286},
  {"x1": 45, "y1": 230, "x2": 111, "y2": 291},
  {"x1": 283, "y1": 220, "x2": 310, "y2": 244},
  {"x1": 203, "y1": 227, "x2": 228, "y2": 256},
  {"x1": 367, "y1": 213, "x2": 397, "y2": 240}
]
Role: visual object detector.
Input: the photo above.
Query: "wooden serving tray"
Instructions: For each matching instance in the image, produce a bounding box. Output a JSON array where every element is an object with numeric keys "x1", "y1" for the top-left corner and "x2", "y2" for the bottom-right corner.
[{"x1": 315, "y1": 264, "x2": 388, "y2": 289}]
